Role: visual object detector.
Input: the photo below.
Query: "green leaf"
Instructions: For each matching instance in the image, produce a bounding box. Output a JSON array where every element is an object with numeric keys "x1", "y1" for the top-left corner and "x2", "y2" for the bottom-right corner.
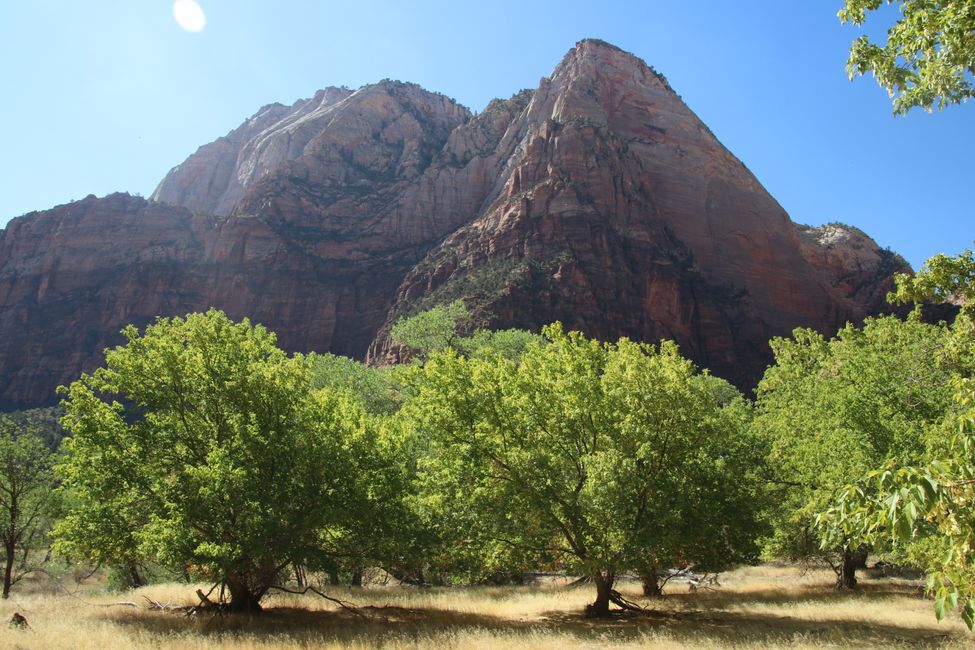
[
  {"x1": 894, "y1": 510, "x2": 914, "y2": 541},
  {"x1": 887, "y1": 491, "x2": 901, "y2": 520},
  {"x1": 963, "y1": 599, "x2": 975, "y2": 631},
  {"x1": 935, "y1": 597, "x2": 946, "y2": 621}
]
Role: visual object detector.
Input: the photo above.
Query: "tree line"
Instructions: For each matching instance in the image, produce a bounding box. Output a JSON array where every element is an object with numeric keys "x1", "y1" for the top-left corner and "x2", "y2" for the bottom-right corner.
[{"x1": 1, "y1": 248, "x2": 972, "y2": 625}]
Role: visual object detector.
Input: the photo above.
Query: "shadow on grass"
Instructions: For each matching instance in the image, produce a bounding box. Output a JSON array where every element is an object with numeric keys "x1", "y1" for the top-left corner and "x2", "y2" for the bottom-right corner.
[
  {"x1": 539, "y1": 606, "x2": 951, "y2": 647},
  {"x1": 101, "y1": 582, "x2": 956, "y2": 648},
  {"x1": 660, "y1": 579, "x2": 925, "y2": 608},
  {"x1": 104, "y1": 603, "x2": 529, "y2": 646}
]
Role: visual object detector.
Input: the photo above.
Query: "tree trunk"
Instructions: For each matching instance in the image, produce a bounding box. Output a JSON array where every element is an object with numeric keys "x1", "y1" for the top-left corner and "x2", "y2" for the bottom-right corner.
[
  {"x1": 328, "y1": 570, "x2": 340, "y2": 586},
  {"x1": 128, "y1": 564, "x2": 145, "y2": 589},
  {"x1": 641, "y1": 567, "x2": 663, "y2": 597},
  {"x1": 225, "y1": 575, "x2": 263, "y2": 613},
  {"x1": 350, "y1": 567, "x2": 362, "y2": 587},
  {"x1": 852, "y1": 546, "x2": 869, "y2": 570},
  {"x1": 586, "y1": 572, "x2": 614, "y2": 617},
  {"x1": 2, "y1": 540, "x2": 14, "y2": 599},
  {"x1": 836, "y1": 549, "x2": 858, "y2": 590}
]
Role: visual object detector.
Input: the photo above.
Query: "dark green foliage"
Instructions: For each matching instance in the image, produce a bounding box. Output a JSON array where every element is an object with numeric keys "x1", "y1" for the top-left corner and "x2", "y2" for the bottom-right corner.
[{"x1": 0, "y1": 407, "x2": 64, "y2": 450}]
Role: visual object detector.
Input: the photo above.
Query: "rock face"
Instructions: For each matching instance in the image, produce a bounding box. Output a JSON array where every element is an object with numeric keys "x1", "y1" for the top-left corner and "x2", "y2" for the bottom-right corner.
[
  {"x1": 151, "y1": 87, "x2": 353, "y2": 215},
  {"x1": 0, "y1": 40, "x2": 909, "y2": 409},
  {"x1": 366, "y1": 41, "x2": 909, "y2": 388}
]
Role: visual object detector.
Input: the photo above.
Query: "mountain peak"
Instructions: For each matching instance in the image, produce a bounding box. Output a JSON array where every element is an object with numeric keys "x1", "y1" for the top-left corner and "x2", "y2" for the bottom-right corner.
[
  {"x1": 0, "y1": 41, "x2": 908, "y2": 408},
  {"x1": 558, "y1": 39, "x2": 673, "y2": 91},
  {"x1": 571, "y1": 38, "x2": 639, "y2": 61}
]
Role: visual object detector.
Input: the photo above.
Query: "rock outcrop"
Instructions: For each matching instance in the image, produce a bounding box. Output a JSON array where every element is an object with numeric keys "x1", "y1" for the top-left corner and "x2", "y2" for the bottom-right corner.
[
  {"x1": 366, "y1": 40, "x2": 909, "y2": 388},
  {"x1": 151, "y1": 87, "x2": 353, "y2": 215},
  {"x1": 0, "y1": 40, "x2": 909, "y2": 409}
]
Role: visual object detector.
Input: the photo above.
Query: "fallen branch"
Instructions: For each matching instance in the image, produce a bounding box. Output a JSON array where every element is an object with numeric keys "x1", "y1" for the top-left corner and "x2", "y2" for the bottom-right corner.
[
  {"x1": 689, "y1": 573, "x2": 721, "y2": 592},
  {"x1": 609, "y1": 589, "x2": 649, "y2": 612},
  {"x1": 658, "y1": 566, "x2": 700, "y2": 592},
  {"x1": 265, "y1": 584, "x2": 365, "y2": 618},
  {"x1": 195, "y1": 588, "x2": 216, "y2": 607},
  {"x1": 185, "y1": 582, "x2": 223, "y2": 617},
  {"x1": 142, "y1": 596, "x2": 192, "y2": 612},
  {"x1": 109, "y1": 601, "x2": 141, "y2": 608},
  {"x1": 605, "y1": 590, "x2": 691, "y2": 620}
]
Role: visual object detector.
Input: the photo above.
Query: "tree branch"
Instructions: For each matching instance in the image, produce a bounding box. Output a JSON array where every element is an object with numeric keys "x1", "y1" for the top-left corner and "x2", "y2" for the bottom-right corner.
[{"x1": 264, "y1": 584, "x2": 365, "y2": 617}]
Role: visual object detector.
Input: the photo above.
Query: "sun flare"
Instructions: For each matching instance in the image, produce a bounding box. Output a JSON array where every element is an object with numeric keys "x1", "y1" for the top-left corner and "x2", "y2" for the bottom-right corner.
[{"x1": 173, "y1": 0, "x2": 206, "y2": 33}]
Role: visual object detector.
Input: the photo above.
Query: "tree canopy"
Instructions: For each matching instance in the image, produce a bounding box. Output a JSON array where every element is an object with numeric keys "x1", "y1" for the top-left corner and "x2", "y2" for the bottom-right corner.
[
  {"x1": 405, "y1": 324, "x2": 765, "y2": 615},
  {"x1": 839, "y1": 0, "x2": 975, "y2": 114},
  {"x1": 43, "y1": 270, "x2": 975, "y2": 622},
  {"x1": 390, "y1": 300, "x2": 544, "y2": 363},
  {"x1": 818, "y1": 249, "x2": 975, "y2": 627},
  {"x1": 304, "y1": 351, "x2": 406, "y2": 415},
  {"x1": 53, "y1": 310, "x2": 366, "y2": 612},
  {"x1": 889, "y1": 247, "x2": 975, "y2": 314},
  {"x1": 390, "y1": 300, "x2": 472, "y2": 360},
  {"x1": 753, "y1": 315, "x2": 952, "y2": 588}
]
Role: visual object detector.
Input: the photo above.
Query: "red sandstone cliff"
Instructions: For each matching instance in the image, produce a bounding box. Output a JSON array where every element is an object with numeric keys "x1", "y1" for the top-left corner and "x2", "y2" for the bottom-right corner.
[
  {"x1": 0, "y1": 40, "x2": 908, "y2": 408},
  {"x1": 366, "y1": 40, "x2": 909, "y2": 388}
]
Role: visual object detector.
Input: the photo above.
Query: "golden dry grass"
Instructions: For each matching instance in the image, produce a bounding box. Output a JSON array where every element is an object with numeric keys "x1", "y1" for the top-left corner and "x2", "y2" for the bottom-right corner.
[{"x1": 0, "y1": 565, "x2": 969, "y2": 649}]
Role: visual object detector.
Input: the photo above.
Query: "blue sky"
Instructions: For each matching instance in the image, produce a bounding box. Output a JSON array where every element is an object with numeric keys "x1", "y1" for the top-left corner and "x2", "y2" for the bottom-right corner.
[{"x1": 0, "y1": 1, "x2": 971, "y2": 269}]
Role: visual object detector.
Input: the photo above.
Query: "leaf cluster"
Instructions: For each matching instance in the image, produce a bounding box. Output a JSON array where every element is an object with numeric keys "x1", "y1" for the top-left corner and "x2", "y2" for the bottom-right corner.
[{"x1": 839, "y1": 0, "x2": 975, "y2": 113}]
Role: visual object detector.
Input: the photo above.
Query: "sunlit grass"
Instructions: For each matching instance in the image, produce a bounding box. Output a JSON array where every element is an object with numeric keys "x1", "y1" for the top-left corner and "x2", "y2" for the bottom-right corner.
[{"x1": 0, "y1": 564, "x2": 968, "y2": 649}]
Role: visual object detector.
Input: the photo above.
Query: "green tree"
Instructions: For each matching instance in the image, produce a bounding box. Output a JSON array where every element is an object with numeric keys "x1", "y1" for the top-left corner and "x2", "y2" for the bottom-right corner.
[
  {"x1": 818, "y1": 248, "x2": 975, "y2": 627},
  {"x1": 633, "y1": 383, "x2": 763, "y2": 597},
  {"x1": 53, "y1": 310, "x2": 362, "y2": 612},
  {"x1": 406, "y1": 324, "x2": 764, "y2": 615},
  {"x1": 1, "y1": 408, "x2": 65, "y2": 449},
  {"x1": 889, "y1": 247, "x2": 975, "y2": 313},
  {"x1": 318, "y1": 405, "x2": 433, "y2": 588},
  {"x1": 390, "y1": 300, "x2": 545, "y2": 365},
  {"x1": 0, "y1": 416, "x2": 59, "y2": 598},
  {"x1": 304, "y1": 352, "x2": 406, "y2": 415},
  {"x1": 390, "y1": 300, "x2": 472, "y2": 360},
  {"x1": 839, "y1": 0, "x2": 975, "y2": 114},
  {"x1": 455, "y1": 328, "x2": 545, "y2": 362},
  {"x1": 754, "y1": 315, "x2": 952, "y2": 588}
]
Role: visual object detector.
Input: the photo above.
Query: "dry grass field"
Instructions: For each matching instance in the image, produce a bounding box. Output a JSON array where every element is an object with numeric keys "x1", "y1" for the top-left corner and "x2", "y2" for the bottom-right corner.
[{"x1": 0, "y1": 564, "x2": 969, "y2": 649}]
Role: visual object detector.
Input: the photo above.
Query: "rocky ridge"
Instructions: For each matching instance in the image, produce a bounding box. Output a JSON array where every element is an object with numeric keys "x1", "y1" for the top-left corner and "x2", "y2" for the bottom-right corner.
[{"x1": 0, "y1": 39, "x2": 908, "y2": 408}]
